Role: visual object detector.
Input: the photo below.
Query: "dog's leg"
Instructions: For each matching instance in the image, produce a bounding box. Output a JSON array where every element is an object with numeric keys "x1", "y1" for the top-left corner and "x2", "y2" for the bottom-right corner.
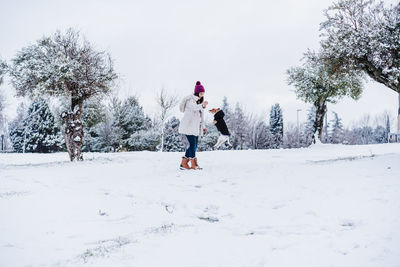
[
  {"x1": 224, "y1": 136, "x2": 232, "y2": 147},
  {"x1": 213, "y1": 136, "x2": 224, "y2": 150}
]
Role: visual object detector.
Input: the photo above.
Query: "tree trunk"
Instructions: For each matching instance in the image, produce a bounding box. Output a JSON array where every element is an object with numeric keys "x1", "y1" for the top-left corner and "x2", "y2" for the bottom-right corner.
[
  {"x1": 61, "y1": 97, "x2": 84, "y2": 161},
  {"x1": 313, "y1": 100, "x2": 327, "y2": 143},
  {"x1": 160, "y1": 128, "x2": 165, "y2": 152}
]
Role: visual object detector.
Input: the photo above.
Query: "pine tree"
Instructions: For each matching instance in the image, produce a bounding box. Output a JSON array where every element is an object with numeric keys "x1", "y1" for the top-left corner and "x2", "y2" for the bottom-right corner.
[
  {"x1": 328, "y1": 112, "x2": 344, "y2": 144},
  {"x1": 162, "y1": 117, "x2": 186, "y2": 152},
  {"x1": 9, "y1": 98, "x2": 61, "y2": 153},
  {"x1": 128, "y1": 130, "x2": 160, "y2": 151},
  {"x1": 269, "y1": 103, "x2": 283, "y2": 148},
  {"x1": 304, "y1": 107, "x2": 316, "y2": 145},
  {"x1": 111, "y1": 96, "x2": 151, "y2": 151}
]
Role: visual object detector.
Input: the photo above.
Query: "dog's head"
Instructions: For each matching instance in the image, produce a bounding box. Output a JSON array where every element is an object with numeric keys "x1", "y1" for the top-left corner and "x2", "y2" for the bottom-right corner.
[{"x1": 209, "y1": 108, "x2": 220, "y2": 114}]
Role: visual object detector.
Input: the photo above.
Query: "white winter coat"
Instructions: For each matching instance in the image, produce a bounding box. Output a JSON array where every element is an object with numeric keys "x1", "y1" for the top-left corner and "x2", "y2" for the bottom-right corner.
[{"x1": 178, "y1": 95, "x2": 205, "y2": 137}]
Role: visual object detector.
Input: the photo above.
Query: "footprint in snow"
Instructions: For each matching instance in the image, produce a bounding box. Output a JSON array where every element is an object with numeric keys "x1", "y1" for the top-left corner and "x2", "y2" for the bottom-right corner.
[
  {"x1": 198, "y1": 216, "x2": 219, "y2": 223},
  {"x1": 341, "y1": 220, "x2": 356, "y2": 230},
  {"x1": 98, "y1": 210, "x2": 108, "y2": 216}
]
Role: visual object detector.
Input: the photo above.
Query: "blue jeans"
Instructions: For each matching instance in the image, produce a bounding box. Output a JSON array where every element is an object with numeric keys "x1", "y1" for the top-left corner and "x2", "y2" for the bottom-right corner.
[{"x1": 185, "y1": 135, "x2": 198, "y2": 159}]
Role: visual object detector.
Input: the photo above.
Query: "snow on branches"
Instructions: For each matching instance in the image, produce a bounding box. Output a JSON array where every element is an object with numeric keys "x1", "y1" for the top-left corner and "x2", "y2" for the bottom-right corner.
[
  {"x1": 7, "y1": 28, "x2": 118, "y2": 161},
  {"x1": 320, "y1": 0, "x2": 400, "y2": 93}
]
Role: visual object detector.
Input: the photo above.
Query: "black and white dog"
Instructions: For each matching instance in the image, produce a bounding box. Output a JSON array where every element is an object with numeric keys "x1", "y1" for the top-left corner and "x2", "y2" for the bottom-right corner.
[{"x1": 209, "y1": 108, "x2": 232, "y2": 149}]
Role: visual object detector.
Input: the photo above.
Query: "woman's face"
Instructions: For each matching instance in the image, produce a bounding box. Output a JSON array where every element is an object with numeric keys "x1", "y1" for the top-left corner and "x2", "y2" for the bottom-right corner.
[{"x1": 199, "y1": 92, "x2": 205, "y2": 98}]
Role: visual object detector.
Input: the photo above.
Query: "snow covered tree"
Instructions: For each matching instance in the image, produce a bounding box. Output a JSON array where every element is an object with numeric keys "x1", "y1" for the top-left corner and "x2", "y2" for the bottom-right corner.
[
  {"x1": 0, "y1": 60, "x2": 5, "y2": 131},
  {"x1": 221, "y1": 96, "x2": 233, "y2": 130},
  {"x1": 250, "y1": 119, "x2": 273, "y2": 149},
  {"x1": 0, "y1": 87, "x2": 6, "y2": 148},
  {"x1": 109, "y1": 96, "x2": 151, "y2": 151},
  {"x1": 156, "y1": 89, "x2": 178, "y2": 152},
  {"x1": 231, "y1": 103, "x2": 249, "y2": 150},
  {"x1": 385, "y1": 114, "x2": 390, "y2": 142},
  {"x1": 321, "y1": 0, "x2": 400, "y2": 94},
  {"x1": 269, "y1": 103, "x2": 283, "y2": 148},
  {"x1": 0, "y1": 65, "x2": 12, "y2": 151},
  {"x1": 122, "y1": 96, "x2": 152, "y2": 150},
  {"x1": 287, "y1": 50, "x2": 363, "y2": 142},
  {"x1": 7, "y1": 28, "x2": 117, "y2": 160},
  {"x1": 162, "y1": 116, "x2": 186, "y2": 152},
  {"x1": 90, "y1": 114, "x2": 115, "y2": 152},
  {"x1": 0, "y1": 61, "x2": 5, "y2": 114},
  {"x1": 283, "y1": 123, "x2": 302, "y2": 149},
  {"x1": 8, "y1": 103, "x2": 27, "y2": 152},
  {"x1": 109, "y1": 97, "x2": 124, "y2": 150},
  {"x1": 9, "y1": 98, "x2": 61, "y2": 153},
  {"x1": 303, "y1": 107, "x2": 316, "y2": 146},
  {"x1": 81, "y1": 97, "x2": 109, "y2": 152},
  {"x1": 374, "y1": 125, "x2": 387, "y2": 143},
  {"x1": 127, "y1": 130, "x2": 160, "y2": 151},
  {"x1": 328, "y1": 111, "x2": 344, "y2": 144}
]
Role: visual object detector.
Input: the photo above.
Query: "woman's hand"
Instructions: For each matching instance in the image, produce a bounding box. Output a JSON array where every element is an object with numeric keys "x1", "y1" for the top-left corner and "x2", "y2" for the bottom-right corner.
[
  {"x1": 203, "y1": 128, "x2": 208, "y2": 134},
  {"x1": 202, "y1": 101, "x2": 208, "y2": 108}
]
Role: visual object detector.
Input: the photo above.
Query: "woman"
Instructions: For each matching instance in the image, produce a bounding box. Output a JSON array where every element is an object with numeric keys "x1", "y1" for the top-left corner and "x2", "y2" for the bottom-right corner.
[{"x1": 178, "y1": 81, "x2": 208, "y2": 170}]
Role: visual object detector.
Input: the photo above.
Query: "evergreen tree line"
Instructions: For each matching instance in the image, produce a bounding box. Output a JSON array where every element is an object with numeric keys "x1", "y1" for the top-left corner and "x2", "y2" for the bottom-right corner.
[{"x1": 5, "y1": 95, "x2": 392, "y2": 153}]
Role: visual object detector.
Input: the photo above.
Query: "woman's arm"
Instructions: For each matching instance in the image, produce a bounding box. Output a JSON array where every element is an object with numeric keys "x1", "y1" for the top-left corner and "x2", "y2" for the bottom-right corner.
[
  {"x1": 185, "y1": 99, "x2": 204, "y2": 111},
  {"x1": 185, "y1": 99, "x2": 208, "y2": 111}
]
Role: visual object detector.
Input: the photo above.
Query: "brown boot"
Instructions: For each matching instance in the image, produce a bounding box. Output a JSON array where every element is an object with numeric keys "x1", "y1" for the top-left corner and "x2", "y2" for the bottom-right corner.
[
  {"x1": 180, "y1": 157, "x2": 190, "y2": 170},
  {"x1": 193, "y1": 157, "x2": 202, "y2": 170},
  {"x1": 189, "y1": 158, "x2": 197, "y2": 170}
]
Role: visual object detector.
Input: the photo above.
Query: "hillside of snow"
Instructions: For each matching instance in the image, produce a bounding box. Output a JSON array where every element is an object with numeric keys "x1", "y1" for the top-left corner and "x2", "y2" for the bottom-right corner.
[{"x1": 1, "y1": 143, "x2": 400, "y2": 267}]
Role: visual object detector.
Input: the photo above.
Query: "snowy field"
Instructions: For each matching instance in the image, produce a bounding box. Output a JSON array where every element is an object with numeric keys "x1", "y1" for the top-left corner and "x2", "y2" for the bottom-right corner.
[{"x1": 1, "y1": 144, "x2": 400, "y2": 267}]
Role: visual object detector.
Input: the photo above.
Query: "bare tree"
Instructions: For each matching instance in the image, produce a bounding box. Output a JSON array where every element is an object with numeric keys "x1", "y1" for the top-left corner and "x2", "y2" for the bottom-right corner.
[
  {"x1": 156, "y1": 88, "x2": 178, "y2": 152},
  {"x1": 7, "y1": 28, "x2": 117, "y2": 161}
]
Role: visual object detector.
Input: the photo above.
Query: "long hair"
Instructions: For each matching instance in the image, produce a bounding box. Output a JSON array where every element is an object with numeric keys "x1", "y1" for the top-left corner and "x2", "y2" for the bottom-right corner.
[{"x1": 194, "y1": 92, "x2": 204, "y2": 104}]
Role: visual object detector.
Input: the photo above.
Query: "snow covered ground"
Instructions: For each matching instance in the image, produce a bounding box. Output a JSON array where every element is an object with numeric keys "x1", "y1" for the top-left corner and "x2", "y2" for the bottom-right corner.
[{"x1": 1, "y1": 143, "x2": 400, "y2": 267}]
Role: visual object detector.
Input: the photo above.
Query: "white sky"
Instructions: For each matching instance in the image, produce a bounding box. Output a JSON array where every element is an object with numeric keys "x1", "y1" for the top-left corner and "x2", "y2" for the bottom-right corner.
[{"x1": 0, "y1": 0, "x2": 398, "y2": 128}]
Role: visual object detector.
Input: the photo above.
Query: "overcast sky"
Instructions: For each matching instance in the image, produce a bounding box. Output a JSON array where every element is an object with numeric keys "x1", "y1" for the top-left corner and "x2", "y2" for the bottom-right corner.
[{"x1": 0, "y1": 0, "x2": 398, "y2": 128}]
